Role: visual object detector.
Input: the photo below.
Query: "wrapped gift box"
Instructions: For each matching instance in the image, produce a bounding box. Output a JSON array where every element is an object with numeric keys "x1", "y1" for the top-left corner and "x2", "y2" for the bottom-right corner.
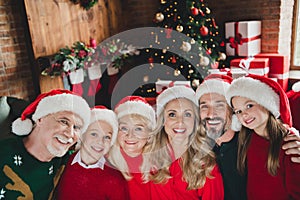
[
  {"x1": 155, "y1": 80, "x2": 190, "y2": 93},
  {"x1": 225, "y1": 20, "x2": 261, "y2": 56},
  {"x1": 230, "y1": 57, "x2": 269, "y2": 77},
  {"x1": 254, "y1": 53, "x2": 289, "y2": 91}
]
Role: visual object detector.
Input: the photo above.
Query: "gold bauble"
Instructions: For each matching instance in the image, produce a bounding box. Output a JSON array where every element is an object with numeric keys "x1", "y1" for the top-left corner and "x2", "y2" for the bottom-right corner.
[{"x1": 176, "y1": 25, "x2": 183, "y2": 32}]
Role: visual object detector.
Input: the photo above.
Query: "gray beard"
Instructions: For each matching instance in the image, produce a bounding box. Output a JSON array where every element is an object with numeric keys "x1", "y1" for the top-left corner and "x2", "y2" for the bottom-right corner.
[{"x1": 206, "y1": 127, "x2": 224, "y2": 148}]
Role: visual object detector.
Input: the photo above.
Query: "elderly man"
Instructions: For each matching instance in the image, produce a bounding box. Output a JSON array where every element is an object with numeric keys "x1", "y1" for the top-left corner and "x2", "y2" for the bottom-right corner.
[
  {"x1": 195, "y1": 74, "x2": 300, "y2": 200},
  {"x1": 0, "y1": 89, "x2": 91, "y2": 199}
]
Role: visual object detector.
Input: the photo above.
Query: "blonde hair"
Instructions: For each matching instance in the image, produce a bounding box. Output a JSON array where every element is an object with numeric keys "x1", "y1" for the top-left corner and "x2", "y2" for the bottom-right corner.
[
  {"x1": 142, "y1": 99, "x2": 216, "y2": 189},
  {"x1": 237, "y1": 113, "x2": 288, "y2": 176},
  {"x1": 108, "y1": 114, "x2": 153, "y2": 180}
]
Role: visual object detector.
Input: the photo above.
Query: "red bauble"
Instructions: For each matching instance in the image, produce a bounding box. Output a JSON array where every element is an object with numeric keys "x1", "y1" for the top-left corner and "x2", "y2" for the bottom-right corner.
[
  {"x1": 200, "y1": 26, "x2": 208, "y2": 36},
  {"x1": 171, "y1": 56, "x2": 176, "y2": 63},
  {"x1": 206, "y1": 48, "x2": 212, "y2": 55},
  {"x1": 191, "y1": 7, "x2": 199, "y2": 16},
  {"x1": 90, "y1": 38, "x2": 97, "y2": 48},
  {"x1": 148, "y1": 57, "x2": 154, "y2": 63}
]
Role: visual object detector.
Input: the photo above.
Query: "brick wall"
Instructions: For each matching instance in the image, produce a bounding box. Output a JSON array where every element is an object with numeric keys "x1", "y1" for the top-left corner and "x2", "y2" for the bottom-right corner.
[
  {"x1": 0, "y1": 1, "x2": 34, "y2": 100},
  {"x1": 0, "y1": 0, "x2": 295, "y2": 100}
]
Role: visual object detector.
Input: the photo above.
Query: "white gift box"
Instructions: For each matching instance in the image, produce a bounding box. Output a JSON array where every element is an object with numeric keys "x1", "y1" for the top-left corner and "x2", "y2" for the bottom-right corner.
[
  {"x1": 69, "y1": 68, "x2": 84, "y2": 84},
  {"x1": 225, "y1": 20, "x2": 261, "y2": 56},
  {"x1": 155, "y1": 80, "x2": 190, "y2": 93}
]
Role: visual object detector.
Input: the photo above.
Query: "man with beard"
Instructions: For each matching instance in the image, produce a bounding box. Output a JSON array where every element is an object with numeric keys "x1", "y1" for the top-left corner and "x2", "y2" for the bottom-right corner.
[
  {"x1": 195, "y1": 74, "x2": 300, "y2": 200},
  {"x1": 0, "y1": 89, "x2": 91, "y2": 200}
]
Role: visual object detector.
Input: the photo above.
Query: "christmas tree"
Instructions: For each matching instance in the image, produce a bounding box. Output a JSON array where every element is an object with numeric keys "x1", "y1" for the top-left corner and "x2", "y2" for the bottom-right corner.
[{"x1": 132, "y1": 0, "x2": 226, "y2": 97}]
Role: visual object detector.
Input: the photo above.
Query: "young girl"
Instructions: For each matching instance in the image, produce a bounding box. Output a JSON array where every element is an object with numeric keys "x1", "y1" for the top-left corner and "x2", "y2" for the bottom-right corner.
[
  {"x1": 142, "y1": 86, "x2": 224, "y2": 200},
  {"x1": 226, "y1": 74, "x2": 300, "y2": 200},
  {"x1": 108, "y1": 96, "x2": 156, "y2": 200},
  {"x1": 56, "y1": 106, "x2": 129, "y2": 200}
]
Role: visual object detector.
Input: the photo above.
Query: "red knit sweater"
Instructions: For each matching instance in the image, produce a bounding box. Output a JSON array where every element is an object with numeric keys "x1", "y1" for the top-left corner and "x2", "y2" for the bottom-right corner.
[
  {"x1": 247, "y1": 132, "x2": 300, "y2": 200},
  {"x1": 56, "y1": 153, "x2": 130, "y2": 200},
  {"x1": 149, "y1": 159, "x2": 224, "y2": 200}
]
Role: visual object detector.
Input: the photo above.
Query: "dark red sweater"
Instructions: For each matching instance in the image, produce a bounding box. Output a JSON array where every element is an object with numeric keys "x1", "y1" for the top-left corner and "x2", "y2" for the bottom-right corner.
[
  {"x1": 247, "y1": 132, "x2": 300, "y2": 200},
  {"x1": 56, "y1": 153, "x2": 130, "y2": 200},
  {"x1": 121, "y1": 149, "x2": 151, "y2": 200}
]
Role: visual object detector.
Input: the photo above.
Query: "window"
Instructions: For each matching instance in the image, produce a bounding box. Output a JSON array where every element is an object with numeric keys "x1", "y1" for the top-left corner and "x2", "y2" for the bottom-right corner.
[{"x1": 292, "y1": 0, "x2": 300, "y2": 69}]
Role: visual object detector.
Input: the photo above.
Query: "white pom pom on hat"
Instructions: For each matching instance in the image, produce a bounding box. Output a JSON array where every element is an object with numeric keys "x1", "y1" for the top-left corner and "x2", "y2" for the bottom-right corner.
[
  {"x1": 12, "y1": 89, "x2": 91, "y2": 136},
  {"x1": 292, "y1": 81, "x2": 300, "y2": 92}
]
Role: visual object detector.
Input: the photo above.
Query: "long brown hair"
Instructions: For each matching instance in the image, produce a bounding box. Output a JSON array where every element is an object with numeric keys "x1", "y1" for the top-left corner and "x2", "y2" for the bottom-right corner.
[{"x1": 237, "y1": 113, "x2": 288, "y2": 176}]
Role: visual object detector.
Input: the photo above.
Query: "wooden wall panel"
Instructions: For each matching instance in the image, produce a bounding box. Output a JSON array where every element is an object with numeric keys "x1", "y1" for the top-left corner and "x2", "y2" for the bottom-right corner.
[{"x1": 24, "y1": 0, "x2": 121, "y2": 59}]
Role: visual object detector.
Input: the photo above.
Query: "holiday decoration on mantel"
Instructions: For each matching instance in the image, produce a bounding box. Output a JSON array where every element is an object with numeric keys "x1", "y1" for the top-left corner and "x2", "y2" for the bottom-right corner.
[
  {"x1": 41, "y1": 39, "x2": 96, "y2": 77},
  {"x1": 93, "y1": 38, "x2": 140, "y2": 70},
  {"x1": 71, "y1": 0, "x2": 98, "y2": 10}
]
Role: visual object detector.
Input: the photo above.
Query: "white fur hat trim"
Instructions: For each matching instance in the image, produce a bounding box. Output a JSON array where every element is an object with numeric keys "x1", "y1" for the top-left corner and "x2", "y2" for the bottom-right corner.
[
  {"x1": 226, "y1": 76, "x2": 280, "y2": 118},
  {"x1": 90, "y1": 109, "x2": 118, "y2": 146},
  {"x1": 115, "y1": 101, "x2": 156, "y2": 130},
  {"x1": 156, "y1": 86, "x2": 198, "y2": 117},
  {"x1": 195, "y1": 79, "x2": 230, "y2": 100}
]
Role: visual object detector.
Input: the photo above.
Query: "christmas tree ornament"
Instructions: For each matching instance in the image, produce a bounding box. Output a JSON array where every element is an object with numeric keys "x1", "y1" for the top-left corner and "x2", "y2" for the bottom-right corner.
[
  {"x1": 148, "y1": 57, "x2": 154, "y2": 64},
  {"x1": 200, "y1": 26, "x2": 209, "y2": 36},
  {"x1": 206, "y1": 7, "x2": 211, "y2": 14},
  {"x1": 156, "y1": 12, "x2": 164, "y2": 22},
  {"x1": 176, "y1": 25, "x2": 183, "y2": 32},
  {"x1": 211, "y1": 61, "x2": 219, "y2": 69},
  {"x1": 174, "y1": 69, "x2": 181, "y2": 76},
  {"x1": 191, "y1": 7, "x2": 199, "y2": 16},
  {"x1": 190, "y1": 38, "x2": 196, "y2": 44},
  {"x1": 143, "y1": 75, "x2": 149, "y2": 83},
  {"x1": 192, "y1": 79, "x2": 200, "y2": 87},
  {"x1": 206, "y1": 48, "x2": 212, "y2": 55},
  {"x1": 199, "y1": 9, "x2": 205, "y2": 16},
  {"x1": 218, "y1": 52, "x2": 227, "y2": 61},
  {"x1": 181, "y1": 41, "x2": 192, "y2": 52},
  {"x1": 89, "y1": 38, "x2": 97, "y2": 49},
  {"x1": 165, "y1": 28, "x2": 172, "y2": 38},
  {"x1": 199, "y1": 56, "x2": 210, "y2": 66},
  {"x1": 171, "y1": 56, "x2": 177, "y2": 63}
]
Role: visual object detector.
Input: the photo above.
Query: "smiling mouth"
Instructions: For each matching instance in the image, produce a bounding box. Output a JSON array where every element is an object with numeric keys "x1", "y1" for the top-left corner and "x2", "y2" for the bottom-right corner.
[
  {"x1": 173, "y1": 128, "x2": 186, "y2": 134},
  {"x1": 55, "y1": 136, "x2": 73, "y2": 145},
  {"x1": 207, "y1": 119, "x2": 221, "y2": 126},
  {"x1": 125, "y1": 141, "x2": 138, "y2": 145},
  {"x1": 245, "y1": 118, "x2": 255, "y2": 124},
  {"x1": 91, "y1": 146, "x2": 104, "y2": 152}
]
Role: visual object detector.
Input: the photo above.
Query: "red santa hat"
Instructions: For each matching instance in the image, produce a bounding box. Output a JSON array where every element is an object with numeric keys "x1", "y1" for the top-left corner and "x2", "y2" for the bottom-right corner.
[
  {"x1": 156, "y1": 85, "x2": 198, "y2": 117},
  {"x1": 195, "y1": 74, "x2": 233, "y2": 101},
  {"x1": 12, "y1": 89, "x2": 91, "y2": 136},
  {"x1": 90, "y1": 105, "x2": 118, "y2": 146},
  {"x1": 226, "y1": 74, "x2": 292, "y2": 131},
  {"x1": 114, "y1": 96, "x2": 156, "y2": 130}
]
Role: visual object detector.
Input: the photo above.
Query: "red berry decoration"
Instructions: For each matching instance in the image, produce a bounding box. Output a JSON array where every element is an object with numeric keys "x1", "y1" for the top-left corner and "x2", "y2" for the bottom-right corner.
[
  {"x1": 200, "y1": 26, "x2": 208, "y2": 36},
  {"x1": 191, "y1": 7, "x2": 199, "y2": 16}
]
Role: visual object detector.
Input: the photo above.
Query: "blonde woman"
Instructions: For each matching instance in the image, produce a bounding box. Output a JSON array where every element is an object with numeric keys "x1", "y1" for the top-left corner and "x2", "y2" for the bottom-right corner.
[
  {"x1": 142, "y1": 86, "x2": 224, "y2": 200},
  {"x1": 108, "y1": 96, "x2": 156, "y2": 200}
]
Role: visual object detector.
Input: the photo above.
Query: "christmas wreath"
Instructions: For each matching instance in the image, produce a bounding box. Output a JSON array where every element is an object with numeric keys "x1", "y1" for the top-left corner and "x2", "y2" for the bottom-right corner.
[{"x1": 71, "y1": 0, "x2": 98, "y2": 10}]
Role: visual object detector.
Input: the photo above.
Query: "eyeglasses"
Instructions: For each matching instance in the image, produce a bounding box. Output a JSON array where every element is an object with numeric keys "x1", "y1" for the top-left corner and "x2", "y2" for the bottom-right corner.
[
  {"x1": 52, "y1": 115, "x2": 82, "y2": 135},
  {"x1": 119, "y1": 125, "x2": 149, "y2": 140}
]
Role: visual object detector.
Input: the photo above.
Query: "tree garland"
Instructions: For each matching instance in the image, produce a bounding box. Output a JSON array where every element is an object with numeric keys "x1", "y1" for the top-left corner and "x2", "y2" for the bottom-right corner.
[{"x1": 71, "y1": 0, "x2": 98, "y2": 10}]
